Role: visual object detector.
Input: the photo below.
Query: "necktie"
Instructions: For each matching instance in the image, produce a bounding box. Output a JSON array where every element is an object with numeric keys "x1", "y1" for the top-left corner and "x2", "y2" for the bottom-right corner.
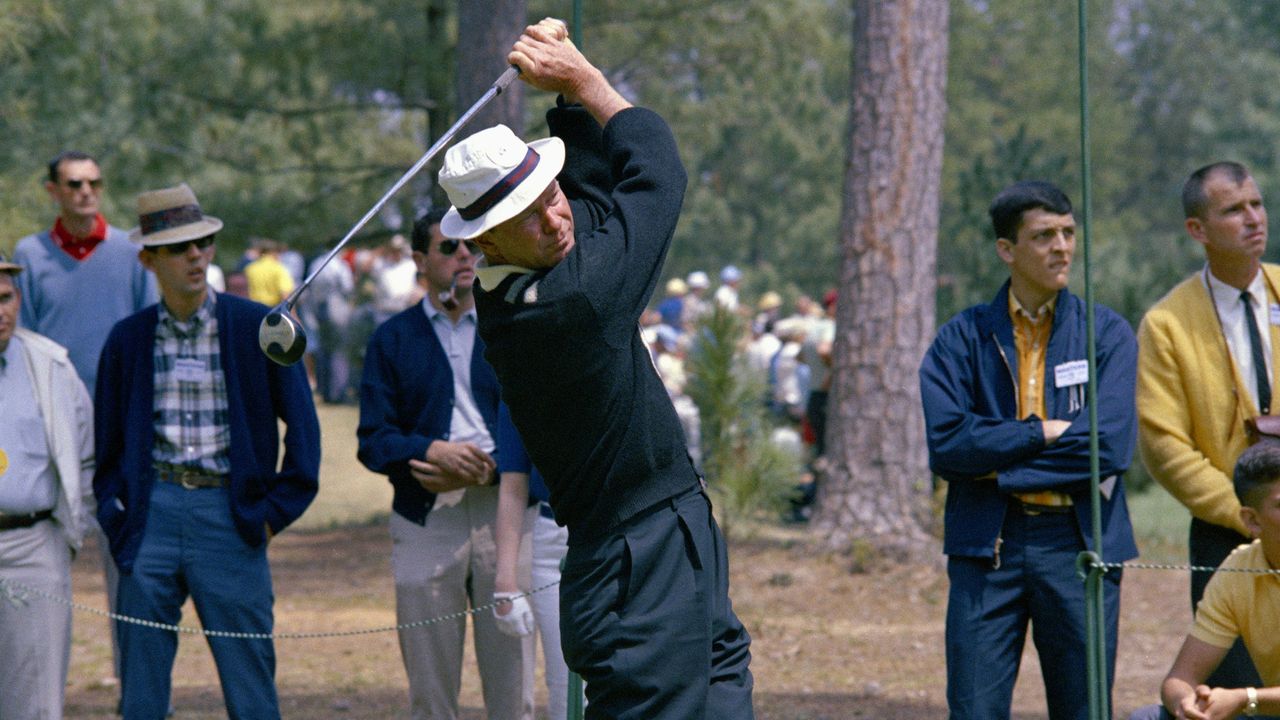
[{"x1": 1242, "y1": 290, "x2": 1271, "y2": 414}]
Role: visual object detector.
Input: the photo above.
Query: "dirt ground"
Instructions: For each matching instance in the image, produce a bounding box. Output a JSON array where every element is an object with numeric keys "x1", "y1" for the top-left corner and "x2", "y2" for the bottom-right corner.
[{"x1": 58, "y1": 520, "x2": 1190, "y2": 719}]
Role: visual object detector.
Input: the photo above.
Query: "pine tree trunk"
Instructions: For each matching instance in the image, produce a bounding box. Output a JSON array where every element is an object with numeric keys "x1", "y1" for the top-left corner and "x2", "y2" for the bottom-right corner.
[
  {"x1": 815, "y1": 0, "x2": 949, "y2": 563},
  {"x1": 455, "y1": 0, "x2": 527, "y2": 132}
]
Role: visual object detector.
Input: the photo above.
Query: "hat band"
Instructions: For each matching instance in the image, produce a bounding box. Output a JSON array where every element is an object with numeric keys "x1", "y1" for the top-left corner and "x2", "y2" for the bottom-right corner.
[
  {"x1": 458, "y1": 147, "x2": 541, "y2": 222},
  {"x1": 139, "y1": 204, "x2": 205, "y2": 236}
]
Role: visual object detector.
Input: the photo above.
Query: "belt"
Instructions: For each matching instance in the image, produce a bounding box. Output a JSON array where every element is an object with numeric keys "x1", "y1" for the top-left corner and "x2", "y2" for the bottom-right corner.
[
  {"x1": 1012, "y1": 497, "x2": 1074, "y2": 515},
  {"x1": 1013, "y1": 490, "x2": 1073, "y2": 507},
  {"x1": 154, "y1": 464, "x2": 228, "y2": 489},
  {"x1": 0, "y1": 509, "x2": 54, "y2": 531},
  {"x1": 538, "y1": 502, "x2": 555, "y2": 521}
]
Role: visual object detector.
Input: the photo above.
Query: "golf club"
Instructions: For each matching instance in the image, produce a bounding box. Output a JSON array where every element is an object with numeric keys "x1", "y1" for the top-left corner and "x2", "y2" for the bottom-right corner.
[{"x1": 259, "y1": 65, "x2": 521, "y2": 365}]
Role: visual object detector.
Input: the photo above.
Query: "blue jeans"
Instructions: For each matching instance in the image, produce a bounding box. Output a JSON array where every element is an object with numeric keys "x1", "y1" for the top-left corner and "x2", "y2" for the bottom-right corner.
[
  {"x1": 117, "y1": 482, "x2": 278, "y2": 720},
  {"x1": 560, "y1": 488, "x2": 754, "y2": 720},
  {"x1": 946, "y1": 506, "x2": 1121, "y2": 720}
]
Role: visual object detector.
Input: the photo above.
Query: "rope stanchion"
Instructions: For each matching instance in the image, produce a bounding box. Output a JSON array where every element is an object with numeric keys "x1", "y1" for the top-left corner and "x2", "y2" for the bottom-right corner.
[{"x1": 0, "y1": 576, "x2": 559, "y2": 640}]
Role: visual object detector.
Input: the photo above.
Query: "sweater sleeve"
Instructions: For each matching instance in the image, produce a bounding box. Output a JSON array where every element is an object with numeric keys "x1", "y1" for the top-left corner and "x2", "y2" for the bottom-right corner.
[
  {"x1": 356, "y1": 324, "x2": 434, "y2": 476},
  {"x1": 555, "y1": 106, "x2": 688, "y2": 339},
  {"x1": 1137, "y1": 308, "x2": 1247, "y2": 535}
]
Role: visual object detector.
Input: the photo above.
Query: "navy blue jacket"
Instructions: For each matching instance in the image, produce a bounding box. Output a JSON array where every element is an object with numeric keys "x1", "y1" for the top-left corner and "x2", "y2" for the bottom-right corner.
[
  {"x1": 919, "y1": 282, "x2": 1139, "y2": 561},
  {"x1": 356, "y1": 305, "x2": 501, "y2": 524},
  {"x1": 93, "y1": 294, "x2": 321, "y2": 573}
]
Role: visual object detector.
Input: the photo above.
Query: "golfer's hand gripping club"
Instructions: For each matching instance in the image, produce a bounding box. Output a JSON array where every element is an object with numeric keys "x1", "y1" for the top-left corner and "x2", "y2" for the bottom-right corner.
[{"x1": 258, "y1": 65, "x2": 522, "y2": 366}]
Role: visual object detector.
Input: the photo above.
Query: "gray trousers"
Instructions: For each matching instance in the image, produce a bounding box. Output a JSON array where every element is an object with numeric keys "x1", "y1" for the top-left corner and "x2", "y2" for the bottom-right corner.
[
  {"x1": 390, "y1": 486, "x2": 533, "y2": 720},
  {"x1": 0, "y1": 519, "x2": 72, "y2": 720}
]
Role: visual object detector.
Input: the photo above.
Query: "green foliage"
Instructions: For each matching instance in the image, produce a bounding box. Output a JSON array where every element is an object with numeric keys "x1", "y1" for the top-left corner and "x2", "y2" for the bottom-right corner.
[{"x1": 685, "y1": 305, "x2": 799, "y2": 537}]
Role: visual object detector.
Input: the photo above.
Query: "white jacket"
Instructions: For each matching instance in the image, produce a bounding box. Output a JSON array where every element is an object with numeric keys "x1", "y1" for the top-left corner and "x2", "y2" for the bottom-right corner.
[{"x1": 14, "y1": 327, "x2": 95, "y2": 553}]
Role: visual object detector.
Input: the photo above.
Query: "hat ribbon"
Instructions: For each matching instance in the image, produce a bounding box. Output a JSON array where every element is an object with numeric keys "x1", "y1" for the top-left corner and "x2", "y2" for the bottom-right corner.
[
  {"x1": 458, "y1": 147, "x2": 541, "y2": 221},
  {"x1": 140, "y1": 204, "x2": 206, "y2": 236}
]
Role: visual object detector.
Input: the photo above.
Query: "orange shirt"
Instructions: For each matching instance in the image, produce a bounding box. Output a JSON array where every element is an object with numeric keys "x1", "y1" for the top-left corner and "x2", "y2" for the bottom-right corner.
[{"x1": 1010, "y1": 292, "x2": 1055, "y2": 421}]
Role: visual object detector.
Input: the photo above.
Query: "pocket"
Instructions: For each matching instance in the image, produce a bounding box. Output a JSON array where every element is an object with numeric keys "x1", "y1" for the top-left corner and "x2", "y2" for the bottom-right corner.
[{"x1": 560, "y1": 534, "x2": 631, "y2": 667}]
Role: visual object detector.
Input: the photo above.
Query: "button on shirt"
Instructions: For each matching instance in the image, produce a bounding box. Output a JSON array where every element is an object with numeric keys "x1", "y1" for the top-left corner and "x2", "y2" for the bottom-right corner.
[
  {"x1": 152, "y1": 293, "x2": 232, "y2": 475},
  {"x1": 0, "y1": 335, "x2": 59, "y2": 514},
  {"x1": 423, "y1": 299, "x2": 495, "y2": 454},
  {"x1": 1205, "y1": 267, "x2": 1274, "y2": 413},
  {"x1": 1010, "y1": 293, "x2": 1056, "y2": 421}
]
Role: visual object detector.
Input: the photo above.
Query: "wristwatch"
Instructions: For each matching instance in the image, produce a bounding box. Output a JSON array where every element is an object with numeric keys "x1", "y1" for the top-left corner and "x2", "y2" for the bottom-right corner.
[{"x1": 1245, "y1": 686, "x2": 1259, "y2": 717}]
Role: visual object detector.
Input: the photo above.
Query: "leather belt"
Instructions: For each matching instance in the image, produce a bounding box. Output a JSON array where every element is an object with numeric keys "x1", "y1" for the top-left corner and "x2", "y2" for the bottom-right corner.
[
  {"x1": 0, "y1": 509, "x2": 54, "y2": 531},
  {"x1": 154, "y1": 464, "x2": 228, "y2": 489},
  {"x1": 1013, "y1": 497, "x2": 1074, "y2": 515}
]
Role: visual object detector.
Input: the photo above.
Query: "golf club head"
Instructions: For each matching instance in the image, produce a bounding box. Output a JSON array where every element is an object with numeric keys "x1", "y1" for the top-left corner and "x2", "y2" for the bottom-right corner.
[{"x1": 259, "y1": 304, "x2": 307, "y2": 366}]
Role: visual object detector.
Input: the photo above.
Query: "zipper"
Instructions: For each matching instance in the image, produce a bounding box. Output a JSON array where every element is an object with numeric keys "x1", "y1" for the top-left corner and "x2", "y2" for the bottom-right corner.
[{"x1": 992, "y1": 332, "x2": 1019, "y2": 412}]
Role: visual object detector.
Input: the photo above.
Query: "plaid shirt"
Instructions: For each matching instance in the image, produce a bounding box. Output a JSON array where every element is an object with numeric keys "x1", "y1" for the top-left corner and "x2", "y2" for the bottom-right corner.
[{"x1": 152, "y1": 292, "x2": 231, "y2": 475}]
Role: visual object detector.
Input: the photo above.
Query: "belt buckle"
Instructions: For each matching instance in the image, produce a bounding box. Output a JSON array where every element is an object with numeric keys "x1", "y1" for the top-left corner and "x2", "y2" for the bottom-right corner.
[{"x1": 179, "y1": 472, "x2": 200, "y2": 490}]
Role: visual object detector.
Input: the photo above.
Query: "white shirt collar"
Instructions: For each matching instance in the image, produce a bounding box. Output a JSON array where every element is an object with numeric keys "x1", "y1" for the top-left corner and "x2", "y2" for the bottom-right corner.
[{"x1": 476, "y1": 261, "x2": 535, "y2": 292}]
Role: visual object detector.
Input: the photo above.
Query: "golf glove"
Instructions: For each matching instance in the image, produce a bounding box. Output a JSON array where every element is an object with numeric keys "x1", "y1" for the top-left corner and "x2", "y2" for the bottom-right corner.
[{"x1": 493, "y1": 592, "x2": 535, "y2": 637}]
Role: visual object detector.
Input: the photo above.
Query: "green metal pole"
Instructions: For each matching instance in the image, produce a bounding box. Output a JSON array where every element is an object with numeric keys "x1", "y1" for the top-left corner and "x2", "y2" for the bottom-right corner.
[
  {"x1": 572, "y1": 0, "x2": 582, "y2": 47},
  {"x1": 1075, "y1": 1, "x2": 1109, "y2": 719},
  {"x1": 565, "y1": 8, "x2": 585, "y2": 717}
]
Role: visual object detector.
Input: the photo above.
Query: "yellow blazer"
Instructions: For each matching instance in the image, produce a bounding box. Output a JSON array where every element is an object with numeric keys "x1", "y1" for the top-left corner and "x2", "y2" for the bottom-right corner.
[{"x1": 1136, "y1": 263, "x2": 1280, "y2": 536}]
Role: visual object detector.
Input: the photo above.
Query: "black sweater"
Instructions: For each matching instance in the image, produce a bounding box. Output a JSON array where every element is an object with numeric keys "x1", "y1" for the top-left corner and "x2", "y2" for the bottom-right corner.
[{"x1": 474, "y1": 102, "x2": 695, "y2": 544}]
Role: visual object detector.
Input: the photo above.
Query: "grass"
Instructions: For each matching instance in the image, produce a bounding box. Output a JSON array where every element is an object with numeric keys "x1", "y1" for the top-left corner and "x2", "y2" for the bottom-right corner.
[
  {"x1": 1127, "y1": 482, "x2": 1191, "y2": 564},
  {"x1": 295, "y1": 402, "x2": 391, "y2": 530}
]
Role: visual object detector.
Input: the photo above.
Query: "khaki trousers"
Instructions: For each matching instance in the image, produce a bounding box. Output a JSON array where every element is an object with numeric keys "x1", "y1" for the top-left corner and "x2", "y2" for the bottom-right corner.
[
  {"x1": 391, "y1": 486, "x2": 533, "y2": 720},
  {"x1": 0, "y1": 519, "x2": 71, "y2": 720}
]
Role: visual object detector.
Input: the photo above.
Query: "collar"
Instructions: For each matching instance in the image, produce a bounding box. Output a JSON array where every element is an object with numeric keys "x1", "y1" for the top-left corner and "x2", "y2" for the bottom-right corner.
[
  {"x1": 158, "y1": 290, "x2": 216, "y2": 334},
  {"x1": 1204, "y1": 263, "x2": 1267, "y2": 308},
  {"x1": 476, "y1": 261, "x2": 535, "y2": 292},
  {"x1": 421, "y1": 296, "x2": 477, "y2": 324},
  {"x1": 1008, "y1": 289, "x2": 1057, "y2": 324}
]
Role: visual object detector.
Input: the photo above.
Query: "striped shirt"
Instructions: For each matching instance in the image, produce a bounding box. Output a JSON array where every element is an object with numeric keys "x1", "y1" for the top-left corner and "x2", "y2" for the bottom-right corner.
[{"x1": 152, "y1": 292, "x2": 231, "y2": 475}]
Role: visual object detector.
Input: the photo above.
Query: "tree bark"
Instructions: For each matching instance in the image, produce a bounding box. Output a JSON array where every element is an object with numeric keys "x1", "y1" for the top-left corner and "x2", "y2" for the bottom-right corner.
[
  {"x1": 455, "y1": 0, "x2": 527, "y2": 132},
  {"x1": 815, "y1": 0, "x2": 949, "y2": 563}
]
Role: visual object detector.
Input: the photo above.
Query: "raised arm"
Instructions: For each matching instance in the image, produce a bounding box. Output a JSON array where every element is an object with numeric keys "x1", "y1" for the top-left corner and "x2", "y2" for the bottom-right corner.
[{"x1": 508, "y1": 18, "x2": 632, "y2": 127}]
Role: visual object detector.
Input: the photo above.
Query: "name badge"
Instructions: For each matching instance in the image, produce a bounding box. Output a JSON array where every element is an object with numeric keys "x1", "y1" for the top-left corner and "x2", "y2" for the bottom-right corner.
[
  {"x1": 174, "y1": 357, "x2": 208, "y2": 383},
  {"x1": 1270, "y1": 304, "x2": 1280, "y2": 326},
  {"x1": 1054, "y1": 359, "x2": 1089, "y2": 388}
]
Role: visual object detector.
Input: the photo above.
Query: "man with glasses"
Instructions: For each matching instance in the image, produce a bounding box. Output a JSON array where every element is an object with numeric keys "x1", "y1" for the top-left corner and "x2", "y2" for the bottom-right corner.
[
  {"x1": 357, "y1": 208, "x2": 532, "y2": 720},
  {"x1": 13, "y1": 150, "x2": 157, "y2": 699},
  {"x1": 94, "y1": 183, "x2": 319, "y2": 720}
]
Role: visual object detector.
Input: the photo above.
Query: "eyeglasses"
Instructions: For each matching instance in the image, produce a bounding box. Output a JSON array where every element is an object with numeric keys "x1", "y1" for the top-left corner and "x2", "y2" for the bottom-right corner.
[
  {"x1": 151, "y1": 235, "x2": 216, "y2": 255},
  {"x1": 437, "y1": 239, "x2": 480, "y2": 256},
  {"x1": 63, "y1": 178, "x2": 104, "y2": 190}
]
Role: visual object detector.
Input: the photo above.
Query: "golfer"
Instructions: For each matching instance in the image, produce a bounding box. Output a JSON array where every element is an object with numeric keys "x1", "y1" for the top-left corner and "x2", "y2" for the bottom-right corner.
[{"x1": 438, "y1": 19, "x2": 754, "y2": 720}]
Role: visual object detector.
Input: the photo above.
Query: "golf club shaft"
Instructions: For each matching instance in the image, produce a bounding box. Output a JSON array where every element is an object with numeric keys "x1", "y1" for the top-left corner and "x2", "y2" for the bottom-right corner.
[{"x1": 284, "y1": 65, "x2": 521, "y2": 311}]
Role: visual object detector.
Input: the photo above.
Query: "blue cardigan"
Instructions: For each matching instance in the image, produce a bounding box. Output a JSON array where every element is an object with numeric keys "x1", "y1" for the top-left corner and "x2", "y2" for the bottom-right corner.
[
  {"x1": 356, "y1": 305, "x2": 502, "y2": 524},
  {"x1": 919, "y1": 282, "x2": 1138, "y2": 561},
  {"x1": 93, "y1": 294, "x2": 321, "y2": 573}
]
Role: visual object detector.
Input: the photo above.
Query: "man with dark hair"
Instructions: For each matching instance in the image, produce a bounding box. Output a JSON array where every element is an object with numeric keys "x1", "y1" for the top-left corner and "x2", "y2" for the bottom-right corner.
[
  {"x1": 14, "y1": 149, "x2": 157, "y2": 697},
  {"x1": 357, "y1": 208, "x2": 532, "y2": 720},
  {"x1": 95, "y1": 183, "x2": 319, "y2": 720},
  {"x1": 920, "y1": 179, "x2": 1138, "y2": 720},
  {"x1": 1138, "y1": 161, "x2": 1273, "y2": 690},
  {"x1": 1130, "y1": 441, "x2": 1280, "y2": 720},
  {"x1": 436, "y1": 19, "x2": 753, "y2": 720},
  {"x1": 0, "y1": 252, "x2": 94, "y2": 719}
]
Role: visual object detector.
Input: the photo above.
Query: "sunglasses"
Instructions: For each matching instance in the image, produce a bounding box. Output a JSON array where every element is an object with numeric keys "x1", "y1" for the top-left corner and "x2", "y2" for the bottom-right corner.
[
  {"x1": 63, "y1": 178, "x2": 104, "y2": 190},
  {"x1": 151, "y1": 235, "x2": 216, "y2": 255},
  {"x1": 437, "y1": 239, "x2": 480, "y2": 256}
]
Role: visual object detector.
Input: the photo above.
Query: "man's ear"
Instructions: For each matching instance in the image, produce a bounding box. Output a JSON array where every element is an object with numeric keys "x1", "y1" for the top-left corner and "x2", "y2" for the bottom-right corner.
[
  {"x1": 995, "y1": 237, "x2": 1015, "y2": 265},
  {"x1": 1185, "y1": 217, "x2": 1207, "y2": 245},
  {"x1": 137, "y1": 248, "x2": 154, "y2": 271},
  {"x1": 412, "y1": 251, "x2": 428, "y2": 274},
  {"x1": 1241, "y1": 505, "x2": 1262, "y2": 539}
]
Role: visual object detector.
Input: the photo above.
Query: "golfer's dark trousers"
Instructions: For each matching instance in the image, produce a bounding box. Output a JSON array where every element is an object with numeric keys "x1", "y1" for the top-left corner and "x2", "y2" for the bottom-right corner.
[
  {"x1": 1189, "y1": 518, "x2": 1266, "y2": 691},
  {"x1": 560, "y1": 486, "x2": 755, "y2": 720},
  {"x1": 946, "y1": 502, "x2": 1121, "y2": 720}
]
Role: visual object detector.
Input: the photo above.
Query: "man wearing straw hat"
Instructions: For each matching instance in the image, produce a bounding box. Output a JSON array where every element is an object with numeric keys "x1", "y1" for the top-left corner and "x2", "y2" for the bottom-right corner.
[
  {"x1": 0, "y1": 251, "x2": 95, "y2": 720},
  {"x1": 94, "y1": 183, "x2": 320, "y2": 720},
  {"x1": 437, "y1": 19, "x2": 754, "y2": 720}
]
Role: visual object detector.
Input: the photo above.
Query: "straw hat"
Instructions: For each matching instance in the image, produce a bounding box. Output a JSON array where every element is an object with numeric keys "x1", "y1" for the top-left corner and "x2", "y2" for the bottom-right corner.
[
  {"x1": 438, "y1": 125, "x2": 566, "y2": 240},
  {"x1": 129, "y1": 183, "x2": 223, "y2": 247}
]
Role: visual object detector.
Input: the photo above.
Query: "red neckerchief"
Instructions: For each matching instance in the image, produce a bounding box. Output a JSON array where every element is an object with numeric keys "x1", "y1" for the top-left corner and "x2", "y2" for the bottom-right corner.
[{"x1": 51, "y1": 214, "x2": 108, "y2": 261}]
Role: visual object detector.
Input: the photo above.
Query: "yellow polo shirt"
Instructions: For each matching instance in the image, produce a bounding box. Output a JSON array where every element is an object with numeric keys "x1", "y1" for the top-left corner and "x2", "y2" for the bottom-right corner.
[{"x1": 1191, "y1": 540, "x2": 1280, "y2": 686}]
